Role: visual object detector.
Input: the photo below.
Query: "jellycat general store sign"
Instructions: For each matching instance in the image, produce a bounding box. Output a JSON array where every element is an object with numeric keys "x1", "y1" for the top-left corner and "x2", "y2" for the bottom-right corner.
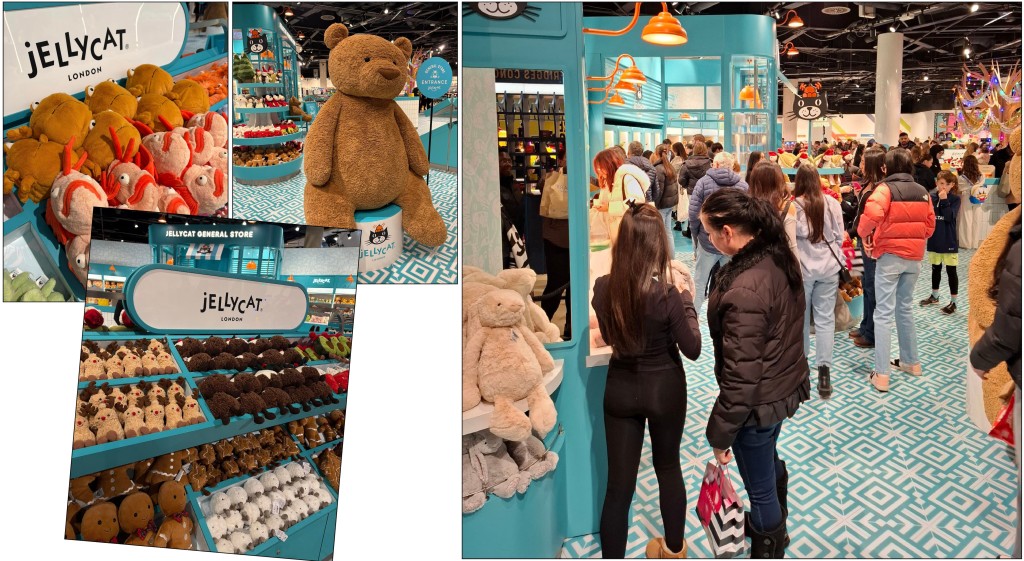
[
  {"x1": 2, "y1": 2, "x2": 188, "y2": 115},
  {"x1": 124, "y1": 265, "x2": 309, "y2": 333}
]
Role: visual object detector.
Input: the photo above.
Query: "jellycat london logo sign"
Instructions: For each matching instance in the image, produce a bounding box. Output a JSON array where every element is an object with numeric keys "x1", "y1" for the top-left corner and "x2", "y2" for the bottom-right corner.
[
  {"x1": 416, "y1": 57, "x2": 453, "y2": 99},
  {"x1": 2, "y1": 3, "x2": 188, "y2": 115},
  {"x1": 125, "y1": 266, "x2": 308, "y2": 334}
]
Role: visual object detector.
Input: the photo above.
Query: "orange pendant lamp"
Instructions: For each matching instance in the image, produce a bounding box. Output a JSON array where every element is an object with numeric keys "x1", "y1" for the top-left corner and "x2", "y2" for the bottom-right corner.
[
  {"x1": 608, "y1": 92, "x2": 627, "y2": 106},
  {"x1": 739, "y1": 84, "x2": 755, "y2": 102}
]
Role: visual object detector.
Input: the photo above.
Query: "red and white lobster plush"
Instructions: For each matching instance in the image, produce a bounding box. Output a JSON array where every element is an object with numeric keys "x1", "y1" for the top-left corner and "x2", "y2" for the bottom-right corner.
[
  {"x1": 187, "y1": 111, "x2": 228, "y2": 149},
  {"x1": 157, "y1": 115, "x2": 219, "y2": 166},
  {"x1": 45, "y1": 137, "x2": 109, "y2": 284},
  {"x1": 142, "y1": 129, "x2": 226, "y2": 216},
  {"x1": 101, "y1": 130, "x2": 161, "y2": 212}
]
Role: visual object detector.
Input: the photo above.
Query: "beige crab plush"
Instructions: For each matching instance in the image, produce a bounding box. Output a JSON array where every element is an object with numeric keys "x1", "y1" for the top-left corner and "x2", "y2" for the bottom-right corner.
[{"x1": 463, "y1": 290, "x2": 556, "y2": 442}]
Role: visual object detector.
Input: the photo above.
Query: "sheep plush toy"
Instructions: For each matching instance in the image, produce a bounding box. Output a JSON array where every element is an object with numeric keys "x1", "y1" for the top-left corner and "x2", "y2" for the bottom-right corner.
[{"x1": 463, "y1": 289, "x2": 556, "y2": 442}]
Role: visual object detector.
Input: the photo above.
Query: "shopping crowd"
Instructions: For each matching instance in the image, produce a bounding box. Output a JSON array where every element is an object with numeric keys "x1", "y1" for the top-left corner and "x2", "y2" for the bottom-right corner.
[{"x1": 587, "y1": 132, "x2": 1020, "y2": 558}]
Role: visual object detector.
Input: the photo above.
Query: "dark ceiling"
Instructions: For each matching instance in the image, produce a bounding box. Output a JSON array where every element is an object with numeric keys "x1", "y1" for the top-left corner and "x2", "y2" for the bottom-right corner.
[
  {"x1": 582, "y1": 2, "x2": 1023, "y2": 114},
  {"x1": 262, "y1": 2, "x2": 458, "y2": 78},
  {"x1": 90, "y1": 208, "x2": 359, "y2": 248}
]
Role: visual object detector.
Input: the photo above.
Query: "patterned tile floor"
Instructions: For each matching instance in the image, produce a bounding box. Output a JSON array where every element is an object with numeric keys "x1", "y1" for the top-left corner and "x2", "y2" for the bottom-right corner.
[
  {"x1": 231, "y1": 170, "x2": 458, "y2": 283},
  {"x1": 561, "y1": 228, "x2": 1019, "y2": 558}
]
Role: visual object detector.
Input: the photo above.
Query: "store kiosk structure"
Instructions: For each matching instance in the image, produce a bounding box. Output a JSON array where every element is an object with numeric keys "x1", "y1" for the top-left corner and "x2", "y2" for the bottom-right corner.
[
  {"x1": 463, "y1": 4, "x2": 780, "y2": 557},
  {"x1": 233, "y1": 4, "x2": 306, "y2": 185},
  {"x1": 2, "y1": 2, "x2": 227, "y2": 302}
]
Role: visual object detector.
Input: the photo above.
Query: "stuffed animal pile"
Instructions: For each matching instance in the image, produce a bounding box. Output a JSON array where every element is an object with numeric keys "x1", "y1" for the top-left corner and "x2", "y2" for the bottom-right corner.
[
  {"x1": 234, "y1": 143, "x2": 303, "y2": 167},
  {"x1": 302, "y1": 23, "x2": 447, "y2": 247},
  {"x1": 288, "y1": 410, "x2": 345, "y2": 449},
  {"x1": 233, "y1": 121, "x2": 299, "y2": 138},
  {"x1": 181, "y1": 426, "x2": 305, "y2": 493},
  {"x1": 74, "y1": 378, "x2": 206, "y2": 447},
  {"x1": 184, "y1": 62, "x2": 228, "y2": 107},
  {"x1": 838, "y1": 276, "x2": 864, "y2": 303},
  {"x1": 69, "y1": 479, "x2": 194, "y2": 548},
  {"x1": 233, "y1": 94, "x2": 288, "y2": 109},
  {"x1": 256, "y1": 66, "x2": 281, "y2": 83},
  {"x1": 203, "y1": 461, "x2": 334, "y2": 553},
  {"x1": 196, "y1": 366, "x2": 341, "y2": 426},
  {"x1": 462, "y1": 430, "x2": 559, "y2": 513},
  {"x1": 296, "y1": 331, "x2": 351, "y2": 361},
  {"x1": 314, "y1": 445, "x2": 343, "y2": 492},
  {"x1": 4, "y1": 64, "x2": 229, "y2": 285},
  {"x1": 79, "y1": 338, "x2": 178, "y2": 381},
  {"x1": 176, "y1": 335, "x2": 308, "y2": 373},
  {"x1": 3, "y1": 268, "x2": 67, "y2": 301}
]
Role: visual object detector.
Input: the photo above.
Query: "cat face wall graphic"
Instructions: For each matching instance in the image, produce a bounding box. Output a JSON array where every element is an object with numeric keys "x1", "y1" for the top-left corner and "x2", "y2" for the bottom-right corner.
[
  {"x1": 793, "y1": 82, "x2": 828, "y2": 121},
  {"x1": 464, "y1": 2, "x2": 540, "y2": 22}
]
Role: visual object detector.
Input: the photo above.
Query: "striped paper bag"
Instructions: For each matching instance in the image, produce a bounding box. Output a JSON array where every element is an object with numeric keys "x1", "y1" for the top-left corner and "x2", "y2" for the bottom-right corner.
[{"x1": 695, "y1": 461, "x2": 748, "y2": 558}]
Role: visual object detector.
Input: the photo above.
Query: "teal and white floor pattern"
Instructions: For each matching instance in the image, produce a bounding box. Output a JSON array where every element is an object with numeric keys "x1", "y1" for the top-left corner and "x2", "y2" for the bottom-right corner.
[
  {"x1": 561, "y1": 229, "x2": 1019, "y2": 558},
  {"x1": 231, "y1": 169, "x2": 457, "y2": 284}
]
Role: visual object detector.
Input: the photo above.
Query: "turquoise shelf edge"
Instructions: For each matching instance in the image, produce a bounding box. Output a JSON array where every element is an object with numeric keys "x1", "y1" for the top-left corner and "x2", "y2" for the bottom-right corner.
[
  {"x1": 233, "y1": 155, "x2": 303, "y2": 182},
  {"x1": 238, "y1": 82, "x2": 286, "y2": 88},
  {"x1": 210, "y1": 98, "x2": 228, "y2": 113},
  {"x1": 236, "y1": 106, "x2": 290, "y2": 114},
  {"x1": 233, "y1": 130, "x2": 306, "y2": 146}
]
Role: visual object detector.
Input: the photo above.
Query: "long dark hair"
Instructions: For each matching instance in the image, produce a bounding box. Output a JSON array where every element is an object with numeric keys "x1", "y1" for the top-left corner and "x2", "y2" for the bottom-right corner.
[
  {"x1": 700, "y1": 189, "x2": 802, "y2": 292},
  {"x1": 853, "y1": 144, "x2": 865, "y2": 168},
  {"x1": 747, "y1": 161, "x2": 789, "y2": 211},
  {"x1": 654, "y1": 144, "x2": 677, "y2": 184},
  {"x1": 744, "y1": 151, "x2": 764, "y2": 183},
  {"x1": 961, "y1": 154, "x2": 983, "y2": 184},
  {"x1": 606, "y1": 203, "x2": 673, "y2": 356},
  {"x1": 862, "y1": 146, "x2": 887, "y2": 186},
  {"x1": 672, "y1": 142, "x2": 687, "y2": 161},
  {"x1": 794, "y1": 163, "x2": 826, "y2": 243}
]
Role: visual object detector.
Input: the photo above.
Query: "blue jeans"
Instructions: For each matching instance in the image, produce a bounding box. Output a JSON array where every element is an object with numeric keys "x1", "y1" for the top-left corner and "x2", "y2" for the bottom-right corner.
[
  {"x1": 804, "y1": 275, "x2": 839, "y2": 367},
  {"x1": 659, "y1": 207, "x2": 676, "y2": 258},
  {"x1": 732, "y1": 422, "x2": 785, "y2": 533},
  {"x1": 693, "y1": 243, "x2": 728, "y2": 313},
  {"x1": 873, "y1": 253, "x2": 921, "y2": 375},
  {"x1": 858, "y1": 249, "x2": 877, "y2": 343}
]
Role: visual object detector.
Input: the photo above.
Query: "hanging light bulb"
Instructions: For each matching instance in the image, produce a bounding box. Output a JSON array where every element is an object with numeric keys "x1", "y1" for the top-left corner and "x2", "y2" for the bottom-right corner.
[
  {"x1": 284, "y1": 7, "x2": 294, "y2": 17},
  {"x1": 642, "y1": 9, "x2": 688, "y2": 45}
]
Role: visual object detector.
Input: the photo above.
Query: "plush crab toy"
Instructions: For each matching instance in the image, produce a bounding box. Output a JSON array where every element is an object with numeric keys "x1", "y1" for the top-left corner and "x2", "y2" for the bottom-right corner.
[
  {"x1": 102, "y1": 133, "x2": 161, "y2": 212},
  {"x1": 188, "y1": 111, "x2": 229, "y2": 149},
  {"x1": 44, "y1": 139, "x2": 109, "y2": 284}
]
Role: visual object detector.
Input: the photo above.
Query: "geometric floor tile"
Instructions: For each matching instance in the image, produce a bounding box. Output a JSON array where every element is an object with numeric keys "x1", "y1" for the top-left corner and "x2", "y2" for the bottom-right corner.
[
  {"x1": 231, "y1": 169, "x2": 458, "y2": 284},
  {"x1": 560, "y1": 237, "x2": 1021, "y2": 558}
]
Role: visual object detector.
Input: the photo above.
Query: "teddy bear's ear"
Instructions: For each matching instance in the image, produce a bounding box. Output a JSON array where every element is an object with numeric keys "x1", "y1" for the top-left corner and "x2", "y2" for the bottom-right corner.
[
  {"x1": 324, "y1": 23, "x2": 349, "y2": 49},
  {"x1": 393, "y1": 37, "x2": 413, "y2": 58}
]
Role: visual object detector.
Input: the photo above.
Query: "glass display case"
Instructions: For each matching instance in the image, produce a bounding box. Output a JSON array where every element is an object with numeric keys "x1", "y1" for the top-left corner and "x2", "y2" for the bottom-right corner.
[{"x1": 731, "y1": 55, "x2": 772, "y2": 169}]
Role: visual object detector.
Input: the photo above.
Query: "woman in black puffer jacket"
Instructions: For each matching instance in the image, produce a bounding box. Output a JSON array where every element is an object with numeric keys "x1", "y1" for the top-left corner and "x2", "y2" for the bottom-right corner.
[{"x1": 699, "y1": 188, "x2": 810, "y2": 559}]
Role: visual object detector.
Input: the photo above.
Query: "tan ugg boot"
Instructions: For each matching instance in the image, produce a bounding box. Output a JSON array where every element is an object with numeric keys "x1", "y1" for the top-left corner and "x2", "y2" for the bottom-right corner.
[{"x1": 645, "y1": 536, "x2": 688, "y2": 558}]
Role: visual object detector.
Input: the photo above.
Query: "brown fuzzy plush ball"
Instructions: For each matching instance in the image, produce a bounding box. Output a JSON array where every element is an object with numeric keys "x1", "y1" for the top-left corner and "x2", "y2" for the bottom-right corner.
[
  {"x1": 300, "y1": 366, "x2": 322, "y2": 383},
  {"x1": 279, "y1": 368, "x2": 304, "y2": 388},
  {"x1": 268, "y1": 335, "x2": 292, "y2": 351},
  {"x1": 237, "y1": 352, "x2": 258, "y2": 371},
  {"x1": 232, "y1": 372, "x2": 262, "y2": 393},
  {"x1": 257, "y1": 350, "x2": 285, "y2": 370},
  {"x1": 281, "y1": 348, "x2": 305, "y2": 367},
  {"x1": 211, "y1": 352, "x2": 240, "y2": 371},
  {"x1": 176, "y1": 338, "x2": 204, "y2": 358},
  {"x1": 249, "y1": 338, "x2": 271, "y2": 355},
  {"x1": 203, "y1": 337, "x2": 227, "y2": 356},
  {"x1": 197, "y1": 373, "x2": 239, "y2": 398},
  {"x1": 187, "y1": 352, "x2": 213, "y2": 372},
  {"x1": 206, "y1": 393, "x2": 240, "y2": 425},
  {"x1": 237, "y1": 392, "x2": 273, "y2": 423},
  {"x1": 225, "y1": 338, "x2": 250, "y2": 356}
]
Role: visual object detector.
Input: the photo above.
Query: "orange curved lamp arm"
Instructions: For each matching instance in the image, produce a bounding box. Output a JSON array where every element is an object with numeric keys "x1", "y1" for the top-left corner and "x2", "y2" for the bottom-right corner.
[
  {"x1": 582, "y1": 2, "x2": 669, "y2": 36},
  {"x1": 585, "y1": 53, "x2": 638, "y2": 82}
]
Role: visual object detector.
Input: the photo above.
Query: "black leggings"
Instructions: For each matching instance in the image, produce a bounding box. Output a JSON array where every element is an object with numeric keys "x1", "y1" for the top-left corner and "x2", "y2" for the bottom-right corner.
[
  {"x1": 601, "y1": 365, "x2": 687, "y2": 558},
  {"x1": 932, "y1": 263, "x2": 959, "y2": 294},
  {"x1": 540, "y1": 239, "x2": 571, "y2": 338}
]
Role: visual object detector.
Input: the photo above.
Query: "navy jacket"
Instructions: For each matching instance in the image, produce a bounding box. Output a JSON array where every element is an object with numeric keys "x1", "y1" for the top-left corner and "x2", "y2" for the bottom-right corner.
[{"x1": 926, "y1": 192, "x2": 961, "y2": 254}]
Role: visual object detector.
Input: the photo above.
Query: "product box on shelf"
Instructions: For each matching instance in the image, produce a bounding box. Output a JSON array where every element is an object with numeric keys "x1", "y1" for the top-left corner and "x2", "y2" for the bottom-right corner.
[{"x1": 66, "y1": 208, "x2": 358, "y2": 559}]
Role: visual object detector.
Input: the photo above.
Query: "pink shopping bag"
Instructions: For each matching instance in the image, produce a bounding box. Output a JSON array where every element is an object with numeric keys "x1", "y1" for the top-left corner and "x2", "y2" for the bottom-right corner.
[{"x1": 695, "y1": 461, "x2": 748, "y2": 558}]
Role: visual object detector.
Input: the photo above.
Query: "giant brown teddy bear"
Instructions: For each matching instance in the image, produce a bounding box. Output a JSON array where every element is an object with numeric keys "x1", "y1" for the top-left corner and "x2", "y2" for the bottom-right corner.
[
  {"x1": 302, "y1": 24, "x2": 447, "y2": 247},
  {"x1": 968, "y1": 126, "x2": 1021, "y2": 424}
]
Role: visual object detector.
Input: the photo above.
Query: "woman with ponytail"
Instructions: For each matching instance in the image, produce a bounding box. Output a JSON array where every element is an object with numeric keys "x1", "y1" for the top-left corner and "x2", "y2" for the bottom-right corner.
[
  {"x1": 591, "y1": 202, "x2": 701, "y2": 559},
  {"x1": 700, "y1": 188, "x2": 810, "y2": 558}
]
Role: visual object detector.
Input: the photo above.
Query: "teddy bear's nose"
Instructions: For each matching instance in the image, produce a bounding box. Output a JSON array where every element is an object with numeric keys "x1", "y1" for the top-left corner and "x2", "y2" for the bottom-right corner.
[{"x1": 377, "y1": 67, "x2": 400, "y2": 80}]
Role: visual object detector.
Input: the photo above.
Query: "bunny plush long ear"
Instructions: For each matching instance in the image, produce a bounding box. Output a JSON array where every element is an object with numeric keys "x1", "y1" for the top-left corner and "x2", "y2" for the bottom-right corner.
[
  {"x1": 324, "y1": 23, "x2": 349, "y2": 49},
  {"x1": 393, "y1": 37, "x2": 413, "y2": 58}
]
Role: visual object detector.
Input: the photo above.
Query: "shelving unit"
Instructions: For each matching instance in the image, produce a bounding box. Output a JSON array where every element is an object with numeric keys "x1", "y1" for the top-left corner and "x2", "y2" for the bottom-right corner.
[
  {"x1": 233, "y1": 27, "x2": 305, "y2": 186},
  {"x1": 496, "y1": 93, "x2": 567, "y2": 194}
]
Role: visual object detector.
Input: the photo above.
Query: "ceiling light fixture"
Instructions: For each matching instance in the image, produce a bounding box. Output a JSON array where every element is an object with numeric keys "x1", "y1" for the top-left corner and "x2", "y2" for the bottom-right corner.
[
  {"x1": 889, "y1": 19, "x2": 897, "y2": 33},
  {"x1": 779, "y1": 9, "x2": 804, "y2": 28},
  {"x1": 608, "y1": 92, "x2": 626, "y2": 106},
  {"x1": 439, "y1": 44, "x2": 445, "y2": 52},
  {"x1": 924, "y1": 75, "x2": 929, "y2": 81},
  {"x1": 780, "y1": 41, "x2": 799, "y2": 56},
  {"x1": 284, "y1": 7, "x2": 294, "y2": 17},
  {"x1": 384, "y1": 7, "x2": 390, "y2": 15},
  {"x1": 583, "y1": 2, "x2": 687, "y2": 46},
  {"x1": 970, "y1": 3, "x2": 979, "y2": 12}
]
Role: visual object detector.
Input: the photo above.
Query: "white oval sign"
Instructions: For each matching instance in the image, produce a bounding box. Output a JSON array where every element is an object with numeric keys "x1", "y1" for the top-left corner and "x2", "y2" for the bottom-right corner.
[
  {"x1": 125, "y1": 266, "x2": 309, "y2": 333},
  {"x1": 2, "y1": 3, "x2": 188, "y2": 116}
]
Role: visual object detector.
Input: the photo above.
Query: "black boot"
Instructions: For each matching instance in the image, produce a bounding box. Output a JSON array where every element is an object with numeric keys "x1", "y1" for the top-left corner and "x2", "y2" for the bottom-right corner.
[
  {"x1": 747, "y1": 519, "x2": 788, "y2": 558},
  {"x1": 776, "y1": 460, "x2": 790, "y2": 548},
  {"x1": 817, "y1": 365, "x2": 832, "y2": 399}
]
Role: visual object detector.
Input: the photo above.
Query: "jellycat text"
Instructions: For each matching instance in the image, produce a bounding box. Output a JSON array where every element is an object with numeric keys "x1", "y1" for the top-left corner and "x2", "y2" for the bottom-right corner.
[
  {"x1": 24, "y1": 28, "x2": 128, "y2": 79},
  {"x1": 200, "y1": 292, "x2": 265, "y2": 315}
]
